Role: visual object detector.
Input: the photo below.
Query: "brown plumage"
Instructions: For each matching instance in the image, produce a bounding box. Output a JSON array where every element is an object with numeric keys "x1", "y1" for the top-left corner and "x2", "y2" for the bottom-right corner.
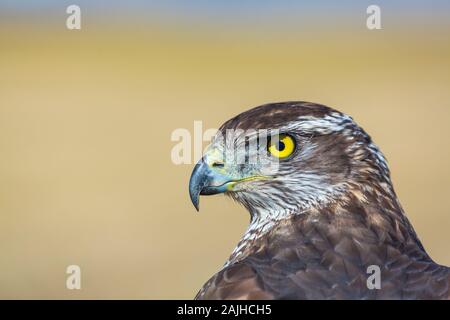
[{"x1": 189, "y1": 101, "x2": 450, "y2": 300}]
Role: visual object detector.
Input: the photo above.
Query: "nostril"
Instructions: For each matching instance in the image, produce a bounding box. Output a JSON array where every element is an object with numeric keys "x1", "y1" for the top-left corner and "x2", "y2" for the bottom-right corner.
[{"x1": 212, "y1": 162, "x2": 225, "y2": 168}]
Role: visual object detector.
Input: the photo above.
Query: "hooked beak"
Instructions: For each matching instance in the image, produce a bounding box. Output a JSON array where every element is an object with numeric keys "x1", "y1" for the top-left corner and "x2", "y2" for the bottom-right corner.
[
  {"x1": 189, "y1": 155, "x2": 270, "y2": 211},
  {"x1": 189, "y1": 157, "x2": 233, "y2": 211}
]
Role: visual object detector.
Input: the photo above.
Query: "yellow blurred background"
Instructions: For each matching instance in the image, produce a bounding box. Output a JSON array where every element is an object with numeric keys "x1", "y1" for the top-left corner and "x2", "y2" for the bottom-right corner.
[{"x1": 0, "y1": 2, "x2": 450, "y2": 299}]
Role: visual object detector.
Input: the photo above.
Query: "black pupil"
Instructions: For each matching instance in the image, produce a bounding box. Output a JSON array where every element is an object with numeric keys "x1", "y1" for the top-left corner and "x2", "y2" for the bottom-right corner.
[{"x1": 277, "y1": 141, "x2": 285, "y2": 151}]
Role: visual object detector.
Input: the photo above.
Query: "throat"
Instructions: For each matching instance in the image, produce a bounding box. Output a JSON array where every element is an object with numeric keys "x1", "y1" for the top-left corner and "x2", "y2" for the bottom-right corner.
[{"x1": 224, "y1": 207, "x2": 292, "y2": 267}]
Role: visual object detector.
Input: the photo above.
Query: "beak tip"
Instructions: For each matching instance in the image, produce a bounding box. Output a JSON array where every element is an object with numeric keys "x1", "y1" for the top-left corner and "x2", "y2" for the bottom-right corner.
[
  {"x1": 189, "y1": 161, "x2": 206, "y2": 212},
  {"x1": 193, "y1": 198, "x2": 200, "y2": 212},
  {"x1": 189, "y1": 189, "x2": 200, "y2": 212}
]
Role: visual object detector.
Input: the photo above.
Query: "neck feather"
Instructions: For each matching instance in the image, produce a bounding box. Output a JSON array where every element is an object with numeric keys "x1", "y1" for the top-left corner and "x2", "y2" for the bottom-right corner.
[{"x1": 224, "y1": 182, "x2": 425, "y2": 267}]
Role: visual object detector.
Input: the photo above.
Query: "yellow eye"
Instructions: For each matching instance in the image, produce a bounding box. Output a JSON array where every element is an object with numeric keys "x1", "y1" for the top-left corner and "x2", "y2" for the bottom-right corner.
[{"x1": 268, "y1": 134, "x2": 296, "y2": 159}]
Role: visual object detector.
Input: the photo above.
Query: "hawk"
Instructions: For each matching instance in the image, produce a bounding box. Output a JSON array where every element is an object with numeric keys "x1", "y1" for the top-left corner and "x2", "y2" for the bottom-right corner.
[{"x1": 189, "y1": 101, "x2": 450, "y2": 299}]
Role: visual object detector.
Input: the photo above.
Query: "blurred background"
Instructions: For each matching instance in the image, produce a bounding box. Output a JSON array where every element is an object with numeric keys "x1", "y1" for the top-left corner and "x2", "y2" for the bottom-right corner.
[{"x1": 0, "y1": 1, "x2": 450, "y2": 299}]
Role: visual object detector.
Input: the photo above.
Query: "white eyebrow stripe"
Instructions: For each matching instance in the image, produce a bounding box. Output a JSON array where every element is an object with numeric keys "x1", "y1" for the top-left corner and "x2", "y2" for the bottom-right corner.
[{"x1": 286, "y1": 113, "x2": 354, "y2": 134}]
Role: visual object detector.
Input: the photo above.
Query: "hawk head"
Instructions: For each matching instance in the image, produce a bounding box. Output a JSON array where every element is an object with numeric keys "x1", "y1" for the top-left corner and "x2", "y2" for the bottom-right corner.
[{"x1": 189, "y1": 101, "x2": 393, "y2": 221}]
